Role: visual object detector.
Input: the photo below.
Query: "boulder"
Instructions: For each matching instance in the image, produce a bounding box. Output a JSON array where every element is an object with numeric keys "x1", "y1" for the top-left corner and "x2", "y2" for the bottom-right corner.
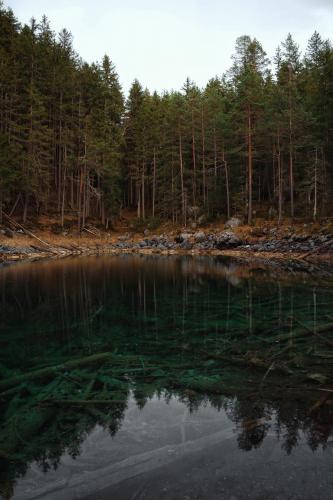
[
  {"x1": 194, "y1": 231, "x2": 206, "y2": 243},
  {"x1": 225, "y1": 217, "x2": 242, "y2": 229},
  {"x1": 180, "y1": 240, "x2": 193, "y2": 250},
  {"x1": 174, "y1": 233, "x2": 191, "y2": 244},
  {"x1": 215, "y1": 231, "x2": 242, "y2": 249}
]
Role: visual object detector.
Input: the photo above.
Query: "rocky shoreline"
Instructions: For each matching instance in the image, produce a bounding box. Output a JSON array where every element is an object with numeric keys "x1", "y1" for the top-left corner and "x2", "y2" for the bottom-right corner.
[
  {"x1": 111, "y1": 229, "x2": 333, "y2": 254},
  {"x1": 1, "y1": 226, "x2": 333, "y2": 265}
]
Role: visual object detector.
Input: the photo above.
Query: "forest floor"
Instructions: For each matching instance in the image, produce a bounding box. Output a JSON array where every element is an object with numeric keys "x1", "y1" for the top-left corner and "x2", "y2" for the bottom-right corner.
[{"x1": 1, "y1": 212, "x2": 333, "y2": 266}]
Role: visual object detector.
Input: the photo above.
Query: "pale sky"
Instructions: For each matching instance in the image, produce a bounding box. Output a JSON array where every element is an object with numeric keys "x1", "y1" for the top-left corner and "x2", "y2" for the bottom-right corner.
[{"x1": 6, "y1": 0, "x2": 333, "y2": 93}]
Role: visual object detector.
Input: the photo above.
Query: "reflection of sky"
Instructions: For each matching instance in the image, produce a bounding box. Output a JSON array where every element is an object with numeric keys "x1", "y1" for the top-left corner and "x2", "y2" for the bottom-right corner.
[
  {"x1": 13, "y1": 394, "x2": 332, "y2": 500},
  {"x1": 7, "y1": 0, "x2": 333, "y2": 93}
]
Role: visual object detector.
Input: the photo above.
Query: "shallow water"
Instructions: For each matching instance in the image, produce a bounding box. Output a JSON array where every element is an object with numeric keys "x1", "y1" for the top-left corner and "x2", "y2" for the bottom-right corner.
[{"x1": 0, "y1": 255, "x2": 333, "y2": 499}]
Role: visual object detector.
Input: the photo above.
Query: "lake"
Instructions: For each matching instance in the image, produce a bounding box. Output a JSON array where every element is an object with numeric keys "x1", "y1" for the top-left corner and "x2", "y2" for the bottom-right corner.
[{"x1": 0, "y1": 255, "x2": 332, "y2": 499}]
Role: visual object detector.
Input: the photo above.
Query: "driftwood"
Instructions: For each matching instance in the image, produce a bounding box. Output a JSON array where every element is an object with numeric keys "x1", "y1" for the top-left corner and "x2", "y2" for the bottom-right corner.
[
  {"x1": 293, "y1": 319, "x2": 333, "y2": 348},
  {"x1": 301, "y1": 238, "x2": 333, "y2": 259},
  {"x1": 2, "y1": 212, "x2": 58, "y2": 253},
  {"x1": 82, "y1": 226, "x2": 98, "y2": 236},
  {"x1": 274, "y1": 321, "x2": 333, "y2": 342}
]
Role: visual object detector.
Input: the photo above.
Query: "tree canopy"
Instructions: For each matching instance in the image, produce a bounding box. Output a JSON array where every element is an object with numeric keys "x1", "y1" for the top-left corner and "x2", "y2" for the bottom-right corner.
[{"x1": 1, "y1": 2, "x2": 333, "y2": 226}]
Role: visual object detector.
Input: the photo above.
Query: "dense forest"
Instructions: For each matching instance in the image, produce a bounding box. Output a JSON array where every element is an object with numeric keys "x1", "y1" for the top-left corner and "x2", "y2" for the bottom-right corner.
[{"x1": 1, "y1": 2, "x2": 333, "y2": 229}]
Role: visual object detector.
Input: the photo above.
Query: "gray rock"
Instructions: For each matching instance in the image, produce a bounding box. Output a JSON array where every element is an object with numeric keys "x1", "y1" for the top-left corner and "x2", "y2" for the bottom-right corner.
[
  {"x1": 143, "y1": 229, "x2": 150, "y2": 236},
  {"x1": 180, "y1": 241, "x2": 193, "y2": 250},
  {"x1": 181, "y1": 232, "x2": 191, "y2": 240},
  {"x1": 215, "y1": 231, "x2": 242, "y2": 249},
  {"x1": 194, "y1": 231, "x2": 206, "y2": 243},
  {"x1": 118, "y1": 233, "x2": 129, "y2": 241},
  {"x1": 174, "y1": 233, "x2": 191, "y2": 244},
  {"x1": 225, "y1": 217, "x2": 242, "y2": 229}
]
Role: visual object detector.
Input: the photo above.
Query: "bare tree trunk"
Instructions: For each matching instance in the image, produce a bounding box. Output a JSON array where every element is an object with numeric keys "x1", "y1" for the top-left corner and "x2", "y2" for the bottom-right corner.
[
  {"x1": 191, "y1": 110, "x2": 196, "y2": 206},
  {"x1": 247, "y1": 108, "x2": 253, "y2": 225},
  {"x1": 179, "y1": 131, "x2": 186, "y2": 225},
  {"x1": 61, "y1": 145, "x2": 67, "y2": 228},
  {"x1": 313, "y1": 147, "x2": 318, "y2": 220},
  {"x1": 141, "y1": 162, "x2": 145, "y2": 220},
  {"x1": 101, "y1": 201, "x2": 105, "y2": 226},
  {"x1": 57, "y1": 92, "x2": 63, "y2": 214},
  {"x1": 82, "y1": 137, "x2": 87, "y2": 229},
  {"x1": 288, "y1": 65, "x2": 294, "y2": 220},
  {"x1": 277, "y1": 130, "x2": 283, "y2": 225},
  {"x1": 214, "y1": 128, "x2": 217, "y2": 177},
  {"x1": 171, "y1": 154, "x2": 175, "y2": 224},
  {"x1": 86, "y1": 173, "x2": 90, "y2": 219},
  {"x1": 201, "y1": 106, "x2": 206, "y2": 206},
  {"x1": 23, "y1": 193, "x2": 29, "y2": 223},
  {"x1": 322, "y1": 147, "x2": 326, "y2": 214},
  {"x1": 78, "y1": 169, "x2": 83, "y2": 232},
  {"x1": 77, "y1": 93, "x2": 82, "y2": 232},
  {"x1": 130, "y1": 176, "x2": 133, "y2": 206},
  {"x1": 70, "y1": 175, "x2": 74, "y2": 210},
  {"x1": 137, "y1": 180, "x2": 141, "y2": 218},
  {"x1": 152, "y1": 148, "x2": 156, "y2": 217},
  {"x1": 272, "y1": 146, "x2": 276, "y2": 200},
  {"x1": 222, "y1": 149, "x2": 230, "y2": 219}
]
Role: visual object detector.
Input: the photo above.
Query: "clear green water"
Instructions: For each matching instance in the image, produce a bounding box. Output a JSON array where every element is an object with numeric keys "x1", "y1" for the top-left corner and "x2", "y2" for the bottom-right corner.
[{"x1": 0, "y1": 255, "x2": 332, "y2": 499}]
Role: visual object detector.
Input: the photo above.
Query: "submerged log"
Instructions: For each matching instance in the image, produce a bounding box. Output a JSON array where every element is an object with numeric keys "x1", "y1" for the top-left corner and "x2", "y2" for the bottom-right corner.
[
  {"x1": 44, "y1": 399, "x2": 126, "y2": 405},
  {"x1": 0, "y1": 352, "x2": 115, "y2": 392}
]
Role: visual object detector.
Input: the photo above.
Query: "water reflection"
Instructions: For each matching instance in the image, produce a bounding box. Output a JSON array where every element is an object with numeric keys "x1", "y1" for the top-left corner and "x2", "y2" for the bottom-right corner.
[{"x1": 0, "y1": 255, "x2": 333, "y2": 499}]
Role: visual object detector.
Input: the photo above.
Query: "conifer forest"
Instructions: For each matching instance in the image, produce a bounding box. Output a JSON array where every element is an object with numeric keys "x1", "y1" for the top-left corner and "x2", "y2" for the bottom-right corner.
[
  {"x1": 2, "y1": 2, "x2": 333, "y2": 499},
  {"x1": 1, "y1": 2, "x2": 333, "y2": 229}
]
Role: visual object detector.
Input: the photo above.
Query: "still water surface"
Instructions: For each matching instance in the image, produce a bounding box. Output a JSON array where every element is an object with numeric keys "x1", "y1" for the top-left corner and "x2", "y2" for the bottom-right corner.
[{"x1": 0, "y1": 255, "x2": 332, "y2": 499}]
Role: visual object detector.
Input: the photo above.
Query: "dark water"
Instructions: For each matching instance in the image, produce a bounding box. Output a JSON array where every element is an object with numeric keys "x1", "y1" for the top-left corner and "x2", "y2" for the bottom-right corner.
[{"x1": 0, "y1": 255, "x2": 333, "y2": 500}]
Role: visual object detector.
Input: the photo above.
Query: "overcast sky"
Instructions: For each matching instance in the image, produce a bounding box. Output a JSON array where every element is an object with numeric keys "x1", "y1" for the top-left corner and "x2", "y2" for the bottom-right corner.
[{"x1": 6, "y1": 0, "x2": 333, "y2": 93}]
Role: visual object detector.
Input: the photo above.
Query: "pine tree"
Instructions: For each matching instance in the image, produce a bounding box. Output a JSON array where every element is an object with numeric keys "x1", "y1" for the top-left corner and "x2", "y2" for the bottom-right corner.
[{"x1": 230, "y1": 36, "x2": 269, "y2": 224}]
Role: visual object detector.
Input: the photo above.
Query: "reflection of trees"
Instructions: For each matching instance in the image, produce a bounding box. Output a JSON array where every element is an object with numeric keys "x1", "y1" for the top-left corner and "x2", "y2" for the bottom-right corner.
[
  {"x1": 221, "y1": 392, "x2": 333, "y2": 455},
  {"x1": 0, "y1": 396, "x2": 129, "y2": 500},
  {"x1": 1, "y1": 377, "x2": 333, "y2": 498},
  {"x1": 0, "y1": 255, "x2": 333, "y2": 497}
]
